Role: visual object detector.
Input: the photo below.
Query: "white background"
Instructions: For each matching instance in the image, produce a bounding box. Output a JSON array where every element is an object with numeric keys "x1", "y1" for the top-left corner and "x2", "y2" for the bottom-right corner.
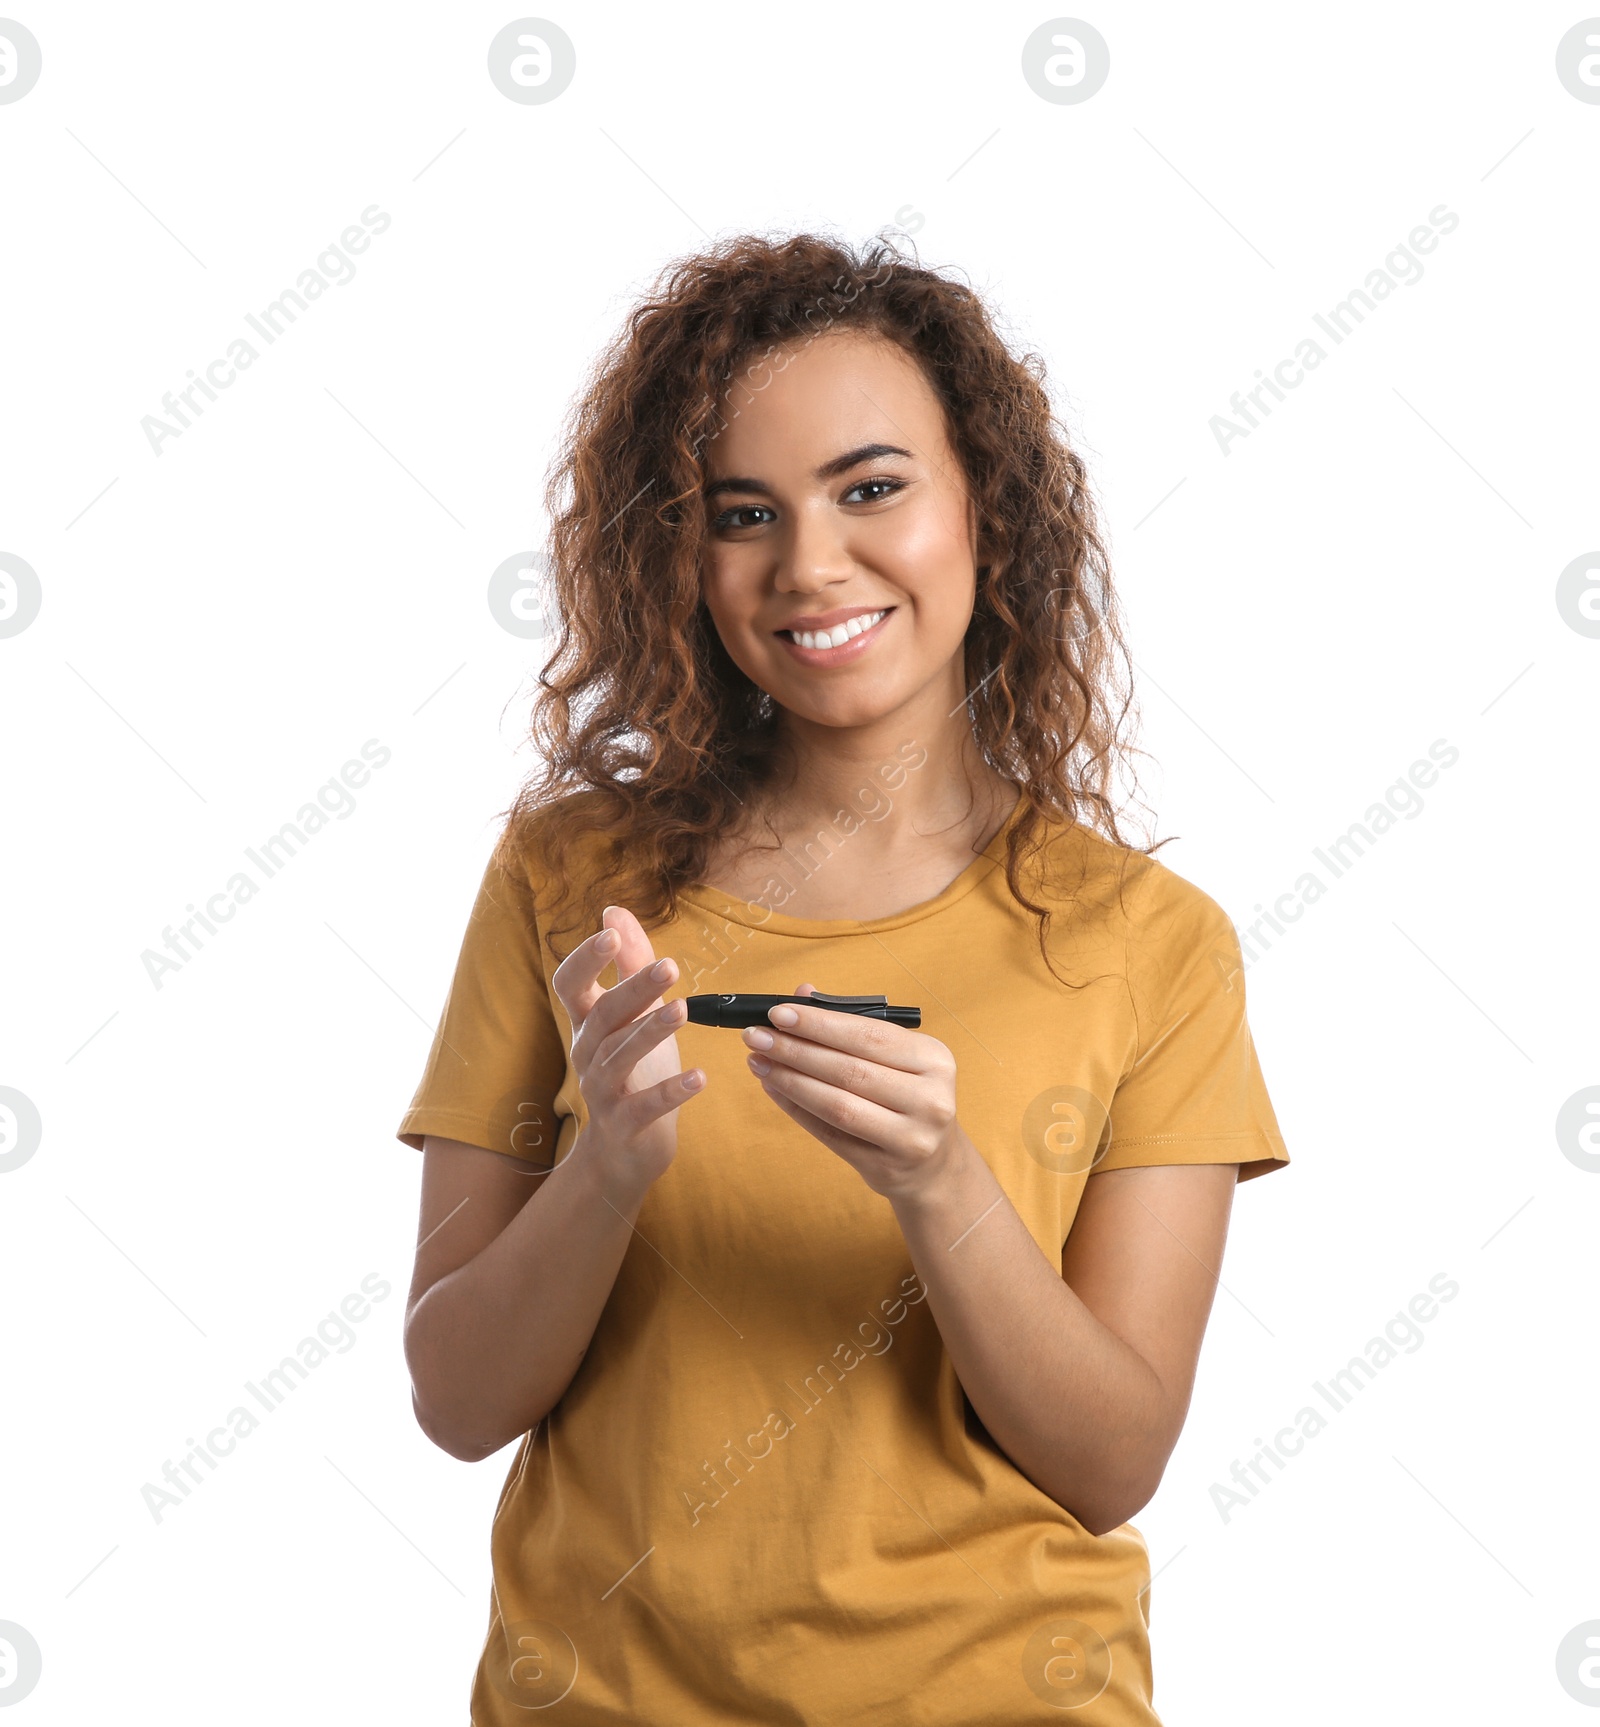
[{"x1": 2, "y1": 2, "x2": 1597, "y2": 1722}]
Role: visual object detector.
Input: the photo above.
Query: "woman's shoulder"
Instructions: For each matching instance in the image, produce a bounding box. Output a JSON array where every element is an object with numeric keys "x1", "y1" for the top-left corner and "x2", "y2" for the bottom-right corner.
[
  {"x1": 1020, "y1": 815, "x2": 1235, "y2": 951},
  {"x1": 493, "y1": 787, "x2": 620, "y2": 896}
]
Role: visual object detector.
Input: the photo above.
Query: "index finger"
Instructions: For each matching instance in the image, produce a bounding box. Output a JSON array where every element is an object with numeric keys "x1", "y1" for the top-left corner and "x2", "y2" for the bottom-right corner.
[
  {"x1": 766, "y1": 995, "x2": 931, "y2": 1074},
  {"x1": 549, "y1": 924, "x2": 624, "y2": 1025}
]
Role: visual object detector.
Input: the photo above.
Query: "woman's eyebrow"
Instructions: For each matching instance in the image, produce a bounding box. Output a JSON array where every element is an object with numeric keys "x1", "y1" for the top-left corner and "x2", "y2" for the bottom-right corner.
[{"x1": 703, "y1": 442, "x2": 914, "y2": 500}]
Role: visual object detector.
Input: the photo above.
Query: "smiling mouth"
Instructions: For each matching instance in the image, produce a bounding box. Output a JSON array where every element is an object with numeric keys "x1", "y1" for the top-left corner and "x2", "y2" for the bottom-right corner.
[{"x1": 775, "y1": 608, "x2": 894, "y2": 651}]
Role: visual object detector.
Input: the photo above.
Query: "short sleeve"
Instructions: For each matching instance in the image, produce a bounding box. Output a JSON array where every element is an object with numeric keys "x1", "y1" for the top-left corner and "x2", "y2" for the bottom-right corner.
[
  {"x1": 1099, "y1": 860, "x2": 1290, "y2": 1184},
  {"x1": 394, "y1": 845, "x2": 571, "y2": 1168}
]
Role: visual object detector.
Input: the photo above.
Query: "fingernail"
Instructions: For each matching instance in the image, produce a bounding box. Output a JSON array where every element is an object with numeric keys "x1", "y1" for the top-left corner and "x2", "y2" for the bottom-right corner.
[
  {"x1": 747, "y1": 1054, "x2": 772, "y2": 1076},
  {"x1": 597, "y1": 930, "x2": 618, "y2": 952},
  {"x1": 769, "y1": 1005, "x2": 798, "y2": 1027},
  {"x1": 744, "y1": 1027, "x2": 774, "y2": 1050},
  {"x1": 651, "y1": 958, "x2": 673, "y2": 982}
]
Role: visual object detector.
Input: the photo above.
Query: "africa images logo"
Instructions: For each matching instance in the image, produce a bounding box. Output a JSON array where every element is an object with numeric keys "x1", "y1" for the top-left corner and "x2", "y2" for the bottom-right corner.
[{"x1": 1209, "y1": 205, "x2": 1460, "y2": 455}]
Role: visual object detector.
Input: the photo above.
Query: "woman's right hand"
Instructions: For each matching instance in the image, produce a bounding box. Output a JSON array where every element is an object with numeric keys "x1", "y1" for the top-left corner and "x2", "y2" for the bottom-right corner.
[{"x1": 550, "y1": 904, "x2": 704, "y2": 1207}]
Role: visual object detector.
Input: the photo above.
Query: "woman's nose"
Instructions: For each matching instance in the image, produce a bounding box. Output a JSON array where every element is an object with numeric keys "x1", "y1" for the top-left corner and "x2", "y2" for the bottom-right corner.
[{"x1": 773, "y1": 502, "x2": 856, "y2": 593}]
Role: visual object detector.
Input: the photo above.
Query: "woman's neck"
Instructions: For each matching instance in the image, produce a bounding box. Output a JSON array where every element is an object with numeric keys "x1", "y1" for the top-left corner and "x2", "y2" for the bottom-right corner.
[{"x1": 728, "y1": 732, "x2": 1019, "y2": 863}]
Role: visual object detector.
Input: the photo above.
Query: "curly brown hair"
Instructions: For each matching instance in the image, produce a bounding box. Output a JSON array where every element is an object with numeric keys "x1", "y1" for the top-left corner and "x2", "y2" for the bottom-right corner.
[{"x1": 493, "y1": 227, "x2": 1172, "y2": 985}]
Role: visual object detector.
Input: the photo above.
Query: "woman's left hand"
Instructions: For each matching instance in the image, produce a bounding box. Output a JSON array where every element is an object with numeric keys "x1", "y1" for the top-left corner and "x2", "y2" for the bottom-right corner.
[{"x1": 742, "y1": 983, "x2": 972, "y2": 1201}]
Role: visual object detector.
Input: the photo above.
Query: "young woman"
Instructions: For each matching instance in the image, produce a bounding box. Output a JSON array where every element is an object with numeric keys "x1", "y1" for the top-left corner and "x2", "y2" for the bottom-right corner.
[{"x1": 397, "y1": 233, "x2": 1290, "y2": 1724}]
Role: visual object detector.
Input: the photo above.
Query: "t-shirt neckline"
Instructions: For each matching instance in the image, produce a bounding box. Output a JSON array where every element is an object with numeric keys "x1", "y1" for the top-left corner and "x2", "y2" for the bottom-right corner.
[{"x1": 677, "y1": 791, "x2": 1027, "y2": 938}]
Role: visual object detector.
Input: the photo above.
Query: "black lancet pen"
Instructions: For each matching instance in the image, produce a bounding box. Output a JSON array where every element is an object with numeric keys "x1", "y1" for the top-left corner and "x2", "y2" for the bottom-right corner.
[{"x1": 683, "y1": 991, "x2": 921, "y2": 1029}]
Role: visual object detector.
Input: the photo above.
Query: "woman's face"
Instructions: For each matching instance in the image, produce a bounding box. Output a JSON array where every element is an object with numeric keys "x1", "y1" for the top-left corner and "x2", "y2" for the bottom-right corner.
[{"x1": 700, "y1": 328, "x2": 986, "y2": 737}]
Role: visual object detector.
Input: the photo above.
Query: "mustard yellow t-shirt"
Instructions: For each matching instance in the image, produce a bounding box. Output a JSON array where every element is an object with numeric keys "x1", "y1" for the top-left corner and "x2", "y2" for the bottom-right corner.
[{"x1": 396, "y1": 794, "x2": 1289, "y2": 1725}]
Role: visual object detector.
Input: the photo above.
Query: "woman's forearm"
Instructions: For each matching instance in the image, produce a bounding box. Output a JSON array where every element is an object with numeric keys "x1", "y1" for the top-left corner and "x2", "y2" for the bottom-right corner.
[
  {"x1": 404, "y1": 1135, "x2": 644, "y2": 1461},
  {"x1": 889, "y1": 1133, "x2": 1173, "y2": 1536}
]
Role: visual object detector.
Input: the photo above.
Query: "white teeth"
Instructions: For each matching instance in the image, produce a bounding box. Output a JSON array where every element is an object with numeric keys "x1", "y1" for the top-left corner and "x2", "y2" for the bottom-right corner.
[{"x1": 789, "y1": 609, "x2": 886, "y2": 650}]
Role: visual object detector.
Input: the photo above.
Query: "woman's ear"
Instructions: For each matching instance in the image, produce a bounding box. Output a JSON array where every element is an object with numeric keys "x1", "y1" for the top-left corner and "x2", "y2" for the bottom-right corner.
[{"x1": 971, "y1": 513, "x2": 1000, "y2": 581}]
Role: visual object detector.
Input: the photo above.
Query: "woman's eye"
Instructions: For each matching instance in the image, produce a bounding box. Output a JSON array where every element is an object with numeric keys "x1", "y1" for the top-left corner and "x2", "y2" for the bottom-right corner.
[
  {"x1": 714, "y1": 505, "x2": 774, "y2": 531},
  {"x1": 713, "y1": 479, "x2": 902, "y2": 531}
]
